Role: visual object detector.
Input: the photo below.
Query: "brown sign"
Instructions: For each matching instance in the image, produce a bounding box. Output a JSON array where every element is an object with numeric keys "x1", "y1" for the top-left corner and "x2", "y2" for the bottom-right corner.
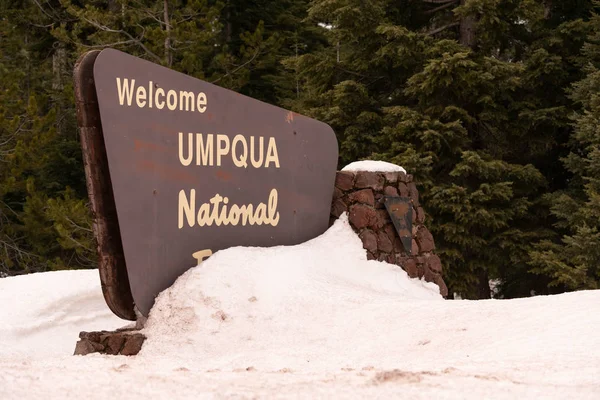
[{"x1": 74, "y1": 49, "x2": 338, "y2": 319}]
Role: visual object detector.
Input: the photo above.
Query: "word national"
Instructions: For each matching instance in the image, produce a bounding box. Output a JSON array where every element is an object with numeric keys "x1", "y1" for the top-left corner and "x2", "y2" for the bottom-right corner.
[
  {"x1": 178, "y1": 132, "x2": 280, "y2": 168},
  {"x1": 115, "y1": 78, "x2": 208, "y2": 112},
  {"x1": 178, "y1": 188, "x2": 280, "y2": 229}
]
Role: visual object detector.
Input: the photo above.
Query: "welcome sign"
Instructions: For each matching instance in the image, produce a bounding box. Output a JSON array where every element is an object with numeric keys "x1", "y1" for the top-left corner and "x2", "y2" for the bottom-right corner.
[{"x1": 74, "y1": 49, "x2": 338, "y2": 319}]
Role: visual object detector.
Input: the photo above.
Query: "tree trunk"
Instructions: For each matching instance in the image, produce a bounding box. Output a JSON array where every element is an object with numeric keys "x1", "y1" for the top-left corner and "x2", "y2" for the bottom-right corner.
[
  {"x1": 295, "y1": 33, "x2": 299, "y2": 98},
  {"x1": 543, "y1": 1, "x2": 552, "y2": 19},
  {"x1": 459, "y1": 0, "x2": 476, "y2": 48},
  {"x1": 477, "y1": 268, "x2": 491, "y2": 299},
  {"x1": 108, "y1": 0, "x2": 119, "y2": 13},
  {"x1": 52, "y1": 43, "x2": 66, "y2": 92},
  {"x1": 225, "y1": 1, "x2": 232, "y2": 43},
  {"x1": 163, "y1": 0, "x2": 172, "y2": 67},
  {"x1": 52, "y1": 42, "x2": 67, "y2": 135}
]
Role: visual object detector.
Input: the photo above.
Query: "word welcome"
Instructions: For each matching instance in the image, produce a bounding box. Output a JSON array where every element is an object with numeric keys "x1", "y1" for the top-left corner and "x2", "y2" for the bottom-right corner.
[
  {"x1": 178, "y1": 132, "x2": 280, "y2": 168},
  {"x1": 116, "y1": 78, "x2": 208, "y2": 112},
  {"x1": 178, "y1": 188, "x2": 280, "y2": 229}
]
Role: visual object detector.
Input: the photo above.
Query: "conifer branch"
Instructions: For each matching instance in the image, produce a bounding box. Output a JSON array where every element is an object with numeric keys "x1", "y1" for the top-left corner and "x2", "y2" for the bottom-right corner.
[
  {"x1": 425, "y1": 0, "x2": 459, "y2": 14},
  {"x1": 81, "y1": 17, "x2": 162, "y2": 63},
  {"x1": 211, "y1": 47, "x2": 262, "y2": 84},
  {"x1": 30, "y1": 0, "x2": 57, "y2": 22},
  {"x1": 421, "y1": 0, "x2": 457, "y2": 4},
  {"x1": 63, "y1": 216, "x2": 93, "y2": 233},
  {"x1": 427, "y1": 22, "x2": 460, "y2": 36},
  {"x1": 79, "y1": 40, "x2": 138, "y2": 49}
]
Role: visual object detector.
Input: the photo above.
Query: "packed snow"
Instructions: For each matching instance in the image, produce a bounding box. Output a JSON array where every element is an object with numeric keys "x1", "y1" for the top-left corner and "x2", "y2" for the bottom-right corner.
[
  {"x1": 0, "y1": 269, "x2": 127, "y2": 357},
  {"x1": 342, "y1": 160, "x2": 407, "y2": 173},
  {"x1": 1, "y1": 214, "x2": 600, "y2": 399}
]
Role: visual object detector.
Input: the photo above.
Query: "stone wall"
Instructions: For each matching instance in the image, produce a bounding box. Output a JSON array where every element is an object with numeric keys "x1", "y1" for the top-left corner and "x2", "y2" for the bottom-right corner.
[{"x1": 330, "y1": 170, "x2": 448, "y2": 297}]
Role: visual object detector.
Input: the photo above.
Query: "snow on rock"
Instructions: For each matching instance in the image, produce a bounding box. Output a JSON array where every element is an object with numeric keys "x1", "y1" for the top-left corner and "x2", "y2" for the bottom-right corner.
[
  {"x1": 140, "y1": 213, "x2": 442, "y2": 370},
  {"x1": 0, "y1": 269, "x2": 128, "y2": 357},
  {"x1": 342, "y1": 160, "x2": 407, "y2": 173}
]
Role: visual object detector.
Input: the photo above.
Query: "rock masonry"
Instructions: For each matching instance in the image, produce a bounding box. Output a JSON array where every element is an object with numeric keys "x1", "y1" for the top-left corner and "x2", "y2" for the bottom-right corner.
[
  {"x1": 74, "y1": 327, "x2": 146, "y2": 356},
  {"x1": 330, "y1": 170, "x2": 448, "y2": 297}
]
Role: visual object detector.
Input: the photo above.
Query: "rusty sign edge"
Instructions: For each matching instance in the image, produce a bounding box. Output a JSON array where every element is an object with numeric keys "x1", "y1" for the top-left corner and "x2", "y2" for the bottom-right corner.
[{"x1": 73, "y1": 50, "x2": 136, "y2": 321}]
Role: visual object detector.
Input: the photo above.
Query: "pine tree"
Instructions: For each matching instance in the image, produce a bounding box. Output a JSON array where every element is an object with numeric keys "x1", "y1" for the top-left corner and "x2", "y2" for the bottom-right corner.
[
  {"x1": 214, "y1": 0, "x2": 327, "y2": 104},
  {"x1": 374, "y1": 38, "x2": 548, "y2": 299},
  {"x1": 1, "y1": 0, "x2": 326, "y2": 275},
  {"x1": 0, "y1": 0, "x2": 94, "y2": 273},
  {"x1": 0, "y1": 3, "x2": 35, "y2": 274},
  {"x1": 2, "y1": 0, "x2": 599, "y2": 297},
  {"x1": 289, "y1": 0, "x2": 580, "y2": 298},
  {"x1": 529, "y1": 8, "x2": 600, "y2": 290}
]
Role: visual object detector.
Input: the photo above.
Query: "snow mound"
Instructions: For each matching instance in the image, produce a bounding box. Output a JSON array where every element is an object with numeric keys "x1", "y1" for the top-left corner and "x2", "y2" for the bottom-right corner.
[
  {"x1": 140, "y1": 214, "x2": 442, "y2": 370},
  {"x1": 1, "y1": 214, "x2": 600, "y2": 398},
  {"x1": 342, "y1": 160, "x2": 407, "y2": 173},
  {"x1": 0, "y1": 269, "x2": 127, "y2": 356}
]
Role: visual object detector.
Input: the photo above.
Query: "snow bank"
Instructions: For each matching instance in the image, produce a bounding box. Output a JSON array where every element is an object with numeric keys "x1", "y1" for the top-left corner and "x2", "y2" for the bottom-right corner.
[
  {"x1": 342, "y1": 160, "x2": 407, "y2": 173},
  {"x1": 1, "y1": 214, "x2": 600, "y2": 399},
  {"x1": 0, "y1": 269, "x2": 127, "y2": 356},
  {"x1": 141, "y1": 214, "x2": 442, "y2": 370}
]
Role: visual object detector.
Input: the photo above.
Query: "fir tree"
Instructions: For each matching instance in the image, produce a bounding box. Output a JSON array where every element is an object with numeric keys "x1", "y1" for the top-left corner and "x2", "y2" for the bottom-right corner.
[
  {"x1": 529, "y1": 8, "x2": 600, "y2": 290},
  {"x1": 289, "y1": 0, "x2": 583, "y2": 298}
]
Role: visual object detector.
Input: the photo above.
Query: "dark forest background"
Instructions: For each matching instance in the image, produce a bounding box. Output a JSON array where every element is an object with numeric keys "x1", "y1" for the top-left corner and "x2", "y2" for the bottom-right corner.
[{"x1": 1, "y1": 0, "x2": 599, "y2": 299}]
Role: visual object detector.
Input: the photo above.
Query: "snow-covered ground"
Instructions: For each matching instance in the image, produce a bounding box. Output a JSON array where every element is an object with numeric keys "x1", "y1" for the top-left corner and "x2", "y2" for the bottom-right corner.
[{"x1": 1, "y1": 215, "x2": 599, "y2": 399}]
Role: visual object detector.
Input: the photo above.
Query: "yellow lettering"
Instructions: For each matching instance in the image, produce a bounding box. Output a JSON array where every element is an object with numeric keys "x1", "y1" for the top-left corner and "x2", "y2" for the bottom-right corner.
[
  {"x1": 268, "y1": 188, "x2": 280, "y2": 225},
  {"x1": 229, "y1": 203, "x2": 240, "y2": 225},
  {"x1": 264, "y1": 137, "x2": 280, "y2": 168},
  {"x1": 155, "y1": 88, "x2": 165, "y2": 109},
  {"x1": 116, "y1": 78, "x2": 135, "y2": 106},
  {"x1": 196, "y1": 133, "x2": 214, "y2": 166},
  {"x1": 250, "y1": 136, "x2": 264, "y2": 168},
  {"x1": 232, "y1": 135, "x2": 248, "y2": 168},
  {"x1": 192, "y1": 249, "x2": 212, "y2": 264},
  {"x1": 197, "y1": 92, "x2": 207, "y2": 113},
  {"x1": 167, "y1": 89, "x2": 177, "y2": 110},
  {"x1": 178, "y1": 132, "x2": 193, "y2": 166},
  {"x1": 216, "y1": 135, "x2": 230, "y2": 166},
  {"x1": 210, "y1": 194, "x2": 223, "y2": 226},
  {"x1": 179, "y1": 91, "x2": 195, "y2": 111},
  {"x1": 181, "y1": 189, "x2": 280, "y2": 228},
  {"x1": 239, "y1": 204, "x2": 254, "y2": 226},
  {"x1": 219, "y1": 197, "x2": 230, "y2": 225},
  {"x1": 197, "y1": 203, "x2": 211, "y2": 226},
  {"x1": 135, "y1": 86, "x2": 146, "y2": 108},
  {"x1": 254, "y1": 203, "x2": 266, "y2": 225},
  {"x1": 115, "y1": 78, "x2": 208, "y2": 112},
  {"x1": 178, "y1": 189, "x2": 195, "y2": 228}
]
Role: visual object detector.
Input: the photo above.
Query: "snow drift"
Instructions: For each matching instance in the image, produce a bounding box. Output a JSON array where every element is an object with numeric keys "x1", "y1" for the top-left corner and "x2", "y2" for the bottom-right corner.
[
  {"x1": 0, "y1": 269, "x2": 126, "y2": 357},
  {"x1": 1, "y1": 212, "x2": 600, "y2": 399},
  {"x1": 140, "y1": 214, "x2": 442, "y2": 370}
]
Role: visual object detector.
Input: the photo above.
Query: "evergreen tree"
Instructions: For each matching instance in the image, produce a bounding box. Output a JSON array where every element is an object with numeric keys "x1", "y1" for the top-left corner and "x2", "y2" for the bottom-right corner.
[
  {"x1": 1, "y1": 0, "x2": 599, "y2": 300},
  {"x1": 288, "y1": 0, "x2": 596, "y2": 298},
  {"x1": 0, "y1": 4, "x2": 34, "y2": 274},
  {"x1": 529, "y1": 8, "x2": 600, "y2": 290},
  {"x1": 0, "y1": 0, "x2": 86, "y2": 273},
  {"x1": 0, "y1": 0, "x2": 324, "y2": 275},
  {"x1": 56, "y1": 0, "x2": 322, "y2": 105}
]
